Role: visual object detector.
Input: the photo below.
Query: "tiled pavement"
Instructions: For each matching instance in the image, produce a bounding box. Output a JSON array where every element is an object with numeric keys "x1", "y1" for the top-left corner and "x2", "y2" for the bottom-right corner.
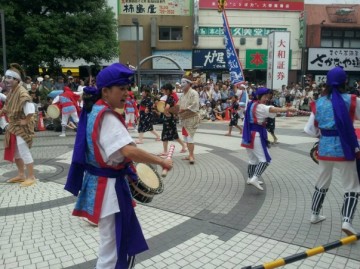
[{"x1": 0, "y1": 117, "x2": 360, "y2": 269}]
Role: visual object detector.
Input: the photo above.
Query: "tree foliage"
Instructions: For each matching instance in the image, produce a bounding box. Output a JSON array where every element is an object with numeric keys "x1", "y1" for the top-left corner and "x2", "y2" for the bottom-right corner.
[{"x1": 0, "y1": 0, "x2": 118, "y2": 74}]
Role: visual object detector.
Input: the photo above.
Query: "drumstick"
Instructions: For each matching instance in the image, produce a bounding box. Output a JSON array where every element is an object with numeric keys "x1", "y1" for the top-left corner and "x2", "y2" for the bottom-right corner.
[
  {"x1": 297, "y1": 110, "x2": 311, "y2": 116},
  {"x1": 161, "y1": 144, "x2": 175, "y2": 178}
]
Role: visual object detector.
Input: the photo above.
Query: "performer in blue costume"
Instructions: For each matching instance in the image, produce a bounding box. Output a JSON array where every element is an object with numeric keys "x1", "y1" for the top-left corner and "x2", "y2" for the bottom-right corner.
[
  {"x1": 241, "y1": 87, "x2": 296, "y2": 191},
  {"x1": 65, "y1": 63, "x2": 173, "y2": 269},
  {"x1": 304, "y1": 66, "x2": 360, "y2": 236}
]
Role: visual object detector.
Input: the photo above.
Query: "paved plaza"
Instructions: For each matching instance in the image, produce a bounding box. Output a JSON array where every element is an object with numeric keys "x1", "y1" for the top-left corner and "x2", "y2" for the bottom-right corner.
[{"x1": 0, "y1": 116, "x2": 360, "y2": 269}]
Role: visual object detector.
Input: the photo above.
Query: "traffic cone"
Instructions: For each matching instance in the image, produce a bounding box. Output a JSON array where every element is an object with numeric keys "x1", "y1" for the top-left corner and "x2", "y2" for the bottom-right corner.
[
  {"x1": 224, "y1": 108, "x2": 231, "y2": 121},
  {"x1": 37, "y1": 112, "x2": 46, "y2": 131}
]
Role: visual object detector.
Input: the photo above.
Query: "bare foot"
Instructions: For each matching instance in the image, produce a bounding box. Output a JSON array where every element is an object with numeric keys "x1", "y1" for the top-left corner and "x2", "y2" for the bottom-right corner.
[{"x1": 7, "y1": 176, "x2": 25, "y2": 183}]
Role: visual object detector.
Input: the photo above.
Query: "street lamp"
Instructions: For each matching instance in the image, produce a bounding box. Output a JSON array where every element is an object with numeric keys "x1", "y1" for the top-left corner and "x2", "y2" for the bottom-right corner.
[
  {"x1": 132, "y1": 18, "x2": 141, "y2": 87},
  {"x1": 0, "y1": 10, "x2": 6, "y2": 74}
]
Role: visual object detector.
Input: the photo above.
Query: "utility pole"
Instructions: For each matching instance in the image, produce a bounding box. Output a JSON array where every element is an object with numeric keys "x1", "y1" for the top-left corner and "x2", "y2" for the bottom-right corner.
[{"x1": 132, "y1": 18, "x2": 141, "y2": 87}]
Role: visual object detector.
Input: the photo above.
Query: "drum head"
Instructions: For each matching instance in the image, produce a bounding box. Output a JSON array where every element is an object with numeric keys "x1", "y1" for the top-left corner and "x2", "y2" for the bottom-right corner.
[
  {"x1": 47, "y1": 105, "x2": 60, "y2": 119},
  {"x1": 310, "y1": 142, "x2": 319, "y2": 164},
  {"x1": 136, "y1": 163, "x2": 160, "y2": 189},
  {"x1": 156, "y1": 101, "x2": 166, "y2": 113}
]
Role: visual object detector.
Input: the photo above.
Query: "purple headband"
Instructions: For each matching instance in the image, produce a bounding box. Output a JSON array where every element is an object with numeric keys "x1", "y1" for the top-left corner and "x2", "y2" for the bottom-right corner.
[
  {"x1": 83, "y1": 86, "x2": 99, "y2": 95},
  {"x1": 96, "y1": 63, "x2": 134, "y2": 91},
  {"x1": 256, "y1": 87, "x2": 270, "y2": 96}
]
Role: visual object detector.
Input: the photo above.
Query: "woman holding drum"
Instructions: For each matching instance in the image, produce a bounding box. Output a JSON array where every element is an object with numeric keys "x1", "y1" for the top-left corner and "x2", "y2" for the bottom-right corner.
[
  {"x1": 136, "y1": 87, "x2": 161, "y2": 144},
  {"x1": 65, "y1": 63, "x2": 172, "y2": 269},
  {"x1": 158, "y1": 83, "x2": 187, "y2": 156}
]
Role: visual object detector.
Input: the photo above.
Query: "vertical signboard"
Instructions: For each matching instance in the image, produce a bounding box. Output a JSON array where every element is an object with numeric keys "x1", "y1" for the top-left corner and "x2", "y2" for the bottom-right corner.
[{"x1": 266, "y1": 31, "x2": 290, "y2": 90}]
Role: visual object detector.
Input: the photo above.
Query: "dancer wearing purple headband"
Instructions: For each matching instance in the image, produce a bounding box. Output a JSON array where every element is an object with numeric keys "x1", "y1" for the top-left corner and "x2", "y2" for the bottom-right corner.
[
  {"x1": 242, "y1": 87, "x2": 297, "y2": 191},
  {"x1": 304, "y1": 66, "x2": 360, "y2": 236},
  {"x1": 65, "y1": 63, "x2": 173, "y2": 269}
]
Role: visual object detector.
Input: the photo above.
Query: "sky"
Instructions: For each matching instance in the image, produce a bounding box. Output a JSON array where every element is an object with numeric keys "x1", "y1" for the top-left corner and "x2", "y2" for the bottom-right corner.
[{"x1": 306, "y1": 0, "x2": 359, "y2": 4}]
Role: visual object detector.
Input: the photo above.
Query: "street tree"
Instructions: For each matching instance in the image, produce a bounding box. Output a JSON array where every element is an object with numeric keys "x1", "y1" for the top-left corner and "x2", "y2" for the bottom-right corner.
[{"x1": 0, "y1": 0, "x2": 118, "y2": 75}]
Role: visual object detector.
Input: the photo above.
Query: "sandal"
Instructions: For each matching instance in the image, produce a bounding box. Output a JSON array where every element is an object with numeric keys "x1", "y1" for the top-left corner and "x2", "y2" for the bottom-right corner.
[
  {"x1": 182, "y1": 156, "x2": 190, "y2": 161},
  {"x1": 155, "y1": 137, "x2": 161, "y2": 141},
  {"x1": 157, "y1": 152, "x2": 168, "y2": 157},
  {"x1": 224, "y1": 133, "x2": 231, "y2": 136},
  {"x1": 180, "y1": 148, "x2": 187, "y2": 153},
  {"x1": 189, "y1": 157, "x2": 195, "y2": 164},
  {"x1": 135, "y1": 140, "x2": 143, "y2": 144},
  {"x1": 7, "y1": 176, "x2": 25, "y2": 183},
  {"x1": 20, "y1": 178, "x2": 36, "y2": 187}
]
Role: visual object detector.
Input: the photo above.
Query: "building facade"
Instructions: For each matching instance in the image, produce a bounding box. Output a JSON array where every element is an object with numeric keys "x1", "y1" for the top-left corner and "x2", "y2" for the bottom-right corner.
[{"x1": 305, "y1": 4, "x2": 360, "y2": 87}]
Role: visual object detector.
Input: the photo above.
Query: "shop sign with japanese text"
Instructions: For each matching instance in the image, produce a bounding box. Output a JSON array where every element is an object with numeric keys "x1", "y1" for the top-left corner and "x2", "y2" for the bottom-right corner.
[
  {"x1": 199, "y1": 27, "x2": 287, "y2": 37},
  {"x1": 152, "y1": 50, "x2": 192, "y2": 69},
  {"x1": 199, "y1": 0, "x2": 304, "y2": 11},
  {"x1": 193, "y1": 49, "x2": 239, "y2": 70},
  {"x1": 119, "y1": 0, "x2": 191, "y2": 16},
  {"x1": 308, "y1": 48, "x2": 360, "y2": 71},
  {"x1": 266, "y1": 31, "x2": 290, "y2": 90}
]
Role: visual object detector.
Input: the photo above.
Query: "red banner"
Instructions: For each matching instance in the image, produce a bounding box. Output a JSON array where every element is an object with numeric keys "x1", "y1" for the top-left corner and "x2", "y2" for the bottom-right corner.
[{"x1": 200, "y1": 0, "x2": 304, "y2": 11}]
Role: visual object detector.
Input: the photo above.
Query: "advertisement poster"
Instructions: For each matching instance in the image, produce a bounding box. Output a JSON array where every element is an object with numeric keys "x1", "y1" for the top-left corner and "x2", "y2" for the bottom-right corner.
[
  {"x1": 267, "y1": 31, "x2": 291, "y2": 90},
  {"x1": 119, "y1": 0, "x2": 191, "y2": 16},
  {"x1": 308, "y1": 48, "x2": 360, "y2": 71},
  {"x1": 199, "y1": 0, "x2": 304, "y2": 11}
]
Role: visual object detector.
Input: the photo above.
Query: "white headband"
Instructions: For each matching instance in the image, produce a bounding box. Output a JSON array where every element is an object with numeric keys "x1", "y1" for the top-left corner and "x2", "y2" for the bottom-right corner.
[
  {"x1": 181, "y1": 78, "x2": 192, "y2": 84},
  {"x1": 5, "y1": 70, "x2": 22, "y2": 81}
]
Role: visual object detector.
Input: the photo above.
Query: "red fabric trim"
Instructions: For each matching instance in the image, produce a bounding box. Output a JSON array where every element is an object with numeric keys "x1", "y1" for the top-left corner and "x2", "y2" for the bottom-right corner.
[
  {"x1": 92, "y1": 100, "x2": 132, "y2": 168},
  {"x1": 60, "y1": 88, "x2": 80, "y2": 115},
  {"x1": 72, "y1": 177, "x2": 107, "y2": 224},
  {"x1": 182, "y1": 127, "x2": 188, "y2": 136},
  {"x1": 309, "y1": 101, "x2": 316, "y2": 114},
  {"x1": 93, "y1": 176, "x2": 107, "y2": 222},
  {"x1": 349, "y1": 94, "x2": 356, "y2": 122},
  {"x1": 309, "y1": 101, "x2": 318, "y2": 128},
  {"x1": 4, "y1": 133, "x2": 16, "y2": 162},
  {"x1": 318, "y1": 156, "x2": 350, "y2": 161},
  {"x1": 171, "y1": 92, "x2": 179, "y2": 104},
  {"x1": 241, "y1": 132, "x2": 256, "y2": 149}
]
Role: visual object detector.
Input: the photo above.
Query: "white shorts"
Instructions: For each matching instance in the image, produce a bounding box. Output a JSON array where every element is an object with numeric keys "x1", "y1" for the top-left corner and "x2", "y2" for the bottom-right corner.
[
  {"x1": 61, "y1": 112, "x2": 79, "y2": 126},
  {"x1": 183, "y1": 135, "x2": 194, "y2": 144},
  {"x1": 246, "y1": 135, "x2": 268, "y2": 164},
  {"x1": 14, "y1": 136, "x2": 33, "y2": 164},
  {"x1": 125, "y1": 113, "x2": 135, "y2": 124}
]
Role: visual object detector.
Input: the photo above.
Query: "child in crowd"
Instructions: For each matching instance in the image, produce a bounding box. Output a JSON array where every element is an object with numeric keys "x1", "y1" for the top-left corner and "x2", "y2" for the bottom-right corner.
[{"x1": 225, "y1": 95, "x2": 242, "y2": 136}]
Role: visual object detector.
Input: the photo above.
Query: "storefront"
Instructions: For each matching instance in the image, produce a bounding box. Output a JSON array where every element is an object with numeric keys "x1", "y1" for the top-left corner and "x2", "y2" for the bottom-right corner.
[{"x1": 307, "y1": 48, "x2": 360, "y2": 86}]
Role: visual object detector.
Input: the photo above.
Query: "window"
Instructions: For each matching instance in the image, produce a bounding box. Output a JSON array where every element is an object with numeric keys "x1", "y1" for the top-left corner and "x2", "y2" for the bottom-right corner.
[
  {"x1": 159, "y1": 27, "x2": 182, "y2": 41},
  {"x1": 321, "y1": 29, "x2": 360, "y2": 48}
]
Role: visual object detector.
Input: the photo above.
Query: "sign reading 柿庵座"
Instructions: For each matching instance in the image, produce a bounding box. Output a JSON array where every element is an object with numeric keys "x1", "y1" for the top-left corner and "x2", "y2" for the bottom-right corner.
[
  {"x1": 119, "y1": 0, "x2": 192, "y2": 16},
  {"x1": 308, "y1": 48, "x2": 360, "y2": 71}
]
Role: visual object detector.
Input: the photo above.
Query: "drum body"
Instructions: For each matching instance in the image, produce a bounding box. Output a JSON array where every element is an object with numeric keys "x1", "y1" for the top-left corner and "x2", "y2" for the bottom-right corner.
[
  {"x1": 47, "y1": 104, "x2": 61, "y2": 119},
  {"x1": 310, "y1": 141, "x2": 319, "y2": 164},
  {"x1": 129, "y1": 163, "x2": 164, "y2": 203},
  {"x1": 156, "y1": 101, "x2": 166, "y2": 113}
]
